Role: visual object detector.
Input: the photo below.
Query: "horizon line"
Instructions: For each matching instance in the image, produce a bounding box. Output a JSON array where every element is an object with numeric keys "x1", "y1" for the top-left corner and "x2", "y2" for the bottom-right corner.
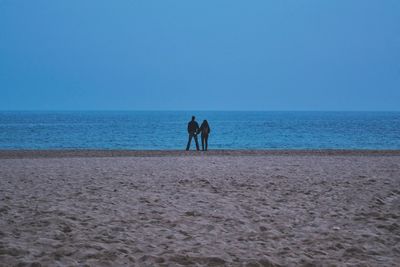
[{"x1": 0, "y1": 109, "x2": 399, "y2": 112}]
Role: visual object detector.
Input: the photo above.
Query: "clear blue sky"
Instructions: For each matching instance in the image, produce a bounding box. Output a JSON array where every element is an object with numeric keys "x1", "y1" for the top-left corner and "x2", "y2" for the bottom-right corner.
[{"x1": 1, "y1": 0, "x2": 399, "y2": 111}]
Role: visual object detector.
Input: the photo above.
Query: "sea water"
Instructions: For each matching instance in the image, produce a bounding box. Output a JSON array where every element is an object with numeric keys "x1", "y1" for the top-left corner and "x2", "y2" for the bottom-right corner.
[{"x1": 0, "y1": 111, "x2": 399, "y2": 150}]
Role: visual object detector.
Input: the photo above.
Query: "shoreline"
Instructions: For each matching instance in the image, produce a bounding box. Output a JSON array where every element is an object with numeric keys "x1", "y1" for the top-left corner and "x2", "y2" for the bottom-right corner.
[{"x1": 0, "y1": 149, "x2": 400, "y2": 159}]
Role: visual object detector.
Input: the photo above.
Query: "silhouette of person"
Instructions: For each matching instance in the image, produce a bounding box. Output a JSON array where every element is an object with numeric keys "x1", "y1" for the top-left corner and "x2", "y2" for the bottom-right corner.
[
  {"x1": 199, "y1": 120, "x2": 211, "y2": 151},
  {"x1": 186, "y1": 116, "x2": 200, "y2": 151}
]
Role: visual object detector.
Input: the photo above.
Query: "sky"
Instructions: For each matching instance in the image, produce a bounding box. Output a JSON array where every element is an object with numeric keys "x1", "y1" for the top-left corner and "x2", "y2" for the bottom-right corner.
[{"x1": 0, "y1": 0, "x2": 399, "y2": 111}]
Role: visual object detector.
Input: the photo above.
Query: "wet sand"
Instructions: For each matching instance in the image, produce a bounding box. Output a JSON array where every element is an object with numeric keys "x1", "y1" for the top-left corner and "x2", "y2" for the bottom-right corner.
[{"x1": 0, "y1": 150, "x2": 399, "y2": 266}]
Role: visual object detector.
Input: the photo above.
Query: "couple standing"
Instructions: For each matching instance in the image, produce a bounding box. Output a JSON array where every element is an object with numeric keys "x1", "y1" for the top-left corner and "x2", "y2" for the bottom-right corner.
[{"x1": 186, "y1": 116, "x2": 211, "y2": 151}]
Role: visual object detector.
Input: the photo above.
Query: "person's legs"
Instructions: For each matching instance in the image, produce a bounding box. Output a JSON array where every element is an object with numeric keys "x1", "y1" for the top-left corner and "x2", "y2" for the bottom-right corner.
[
  {"x1": 186, "y1": 134, "x2": 193, "y2": 150},
  {"x1": 201, "y1": 134, "x2": 205, "y2": 151},
  {"x1": 194, "y1": 134, "x2": 200, "y2": 151},
  {"x1": 205, "y1": 134, "x2": 208, "y2": 151}
]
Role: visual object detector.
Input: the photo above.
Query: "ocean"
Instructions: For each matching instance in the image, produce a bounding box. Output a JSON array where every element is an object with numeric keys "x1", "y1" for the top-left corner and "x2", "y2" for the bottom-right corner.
[{"x1": 0, "y1": 111, "x2": 399, "y2": 150}]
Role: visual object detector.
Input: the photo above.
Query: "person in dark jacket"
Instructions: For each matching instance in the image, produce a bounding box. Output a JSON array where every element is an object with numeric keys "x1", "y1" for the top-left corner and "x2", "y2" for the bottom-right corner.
[
  {"x1": 199, "y1": 120, "x2": 211, "y2": 151},
  {"x1": 186, "y1": 116, "x2": 200, "y2": 151}
]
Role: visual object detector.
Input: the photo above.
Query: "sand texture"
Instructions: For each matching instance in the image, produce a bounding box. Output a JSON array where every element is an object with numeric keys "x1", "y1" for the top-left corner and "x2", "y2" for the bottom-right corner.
[{"x1": 0, "y1": 151, "x2": 399, "y2": 266}]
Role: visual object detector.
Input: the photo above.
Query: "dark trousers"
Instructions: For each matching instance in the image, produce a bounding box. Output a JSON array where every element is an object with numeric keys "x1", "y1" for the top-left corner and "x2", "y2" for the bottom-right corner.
[
  {"x1": 201, "y1": 134, "x2": 209, "y2": 151},
  {"x1": 186, "y1": 133, "x2": 199, "y2": 151}
]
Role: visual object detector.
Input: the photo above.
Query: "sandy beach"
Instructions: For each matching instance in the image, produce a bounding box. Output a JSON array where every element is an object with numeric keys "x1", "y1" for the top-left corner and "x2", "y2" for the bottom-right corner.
[{"x1": 0, "y1": 150, "x2": 399, "y2": 266}]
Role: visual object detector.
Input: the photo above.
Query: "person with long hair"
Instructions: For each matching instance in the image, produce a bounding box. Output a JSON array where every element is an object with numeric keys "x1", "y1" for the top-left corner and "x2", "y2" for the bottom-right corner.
[{"x1": 199, "y1": 120, "x2": 211, "y2": 151}]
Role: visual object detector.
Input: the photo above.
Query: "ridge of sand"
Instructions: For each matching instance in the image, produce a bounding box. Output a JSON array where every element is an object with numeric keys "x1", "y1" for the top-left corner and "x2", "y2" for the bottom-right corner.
[{"x1": 0, "y1": 149, "x2": 400, "y2": 159}]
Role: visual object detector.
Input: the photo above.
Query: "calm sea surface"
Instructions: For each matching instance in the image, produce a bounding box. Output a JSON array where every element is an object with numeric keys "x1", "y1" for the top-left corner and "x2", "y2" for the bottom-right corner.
[{"x1": 0, "y1": 111, "x2": 399, "y2": 150}]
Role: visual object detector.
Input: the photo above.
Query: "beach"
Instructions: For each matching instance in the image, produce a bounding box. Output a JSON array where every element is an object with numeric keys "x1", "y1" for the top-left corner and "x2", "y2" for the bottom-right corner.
[{"x1": 0, "y1": 150, "x2": 399, "y2": 266}]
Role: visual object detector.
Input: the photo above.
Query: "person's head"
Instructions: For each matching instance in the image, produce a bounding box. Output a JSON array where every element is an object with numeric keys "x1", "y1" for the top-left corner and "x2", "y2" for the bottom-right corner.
[
  {"x1": 191, "y1": 116, "x2": 195, "y2": 121},
  {"x1": 203, "y1": 120, "x2": 208, "y2": 125}
]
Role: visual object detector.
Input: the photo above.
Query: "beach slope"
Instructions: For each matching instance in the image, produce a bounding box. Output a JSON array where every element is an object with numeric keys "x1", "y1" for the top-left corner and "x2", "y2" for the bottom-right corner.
[{"x1": 0, "y1": 150, "x2": 399, "y2": 266}]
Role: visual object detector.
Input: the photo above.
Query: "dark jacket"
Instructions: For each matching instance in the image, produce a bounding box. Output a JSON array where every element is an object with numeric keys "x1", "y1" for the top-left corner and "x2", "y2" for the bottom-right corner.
[
  {"x1": 199, "y1": 122, "x2": 211, "y2": 135},
  {"x1": 187, "y1": 121, "x2": 199, "y2": 134}
]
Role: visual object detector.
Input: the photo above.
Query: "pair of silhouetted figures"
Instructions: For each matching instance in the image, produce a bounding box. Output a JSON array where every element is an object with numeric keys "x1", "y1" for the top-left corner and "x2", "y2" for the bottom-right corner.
[{"x1": 186, "y1": 116, "x2": 211, "y2": 151}]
